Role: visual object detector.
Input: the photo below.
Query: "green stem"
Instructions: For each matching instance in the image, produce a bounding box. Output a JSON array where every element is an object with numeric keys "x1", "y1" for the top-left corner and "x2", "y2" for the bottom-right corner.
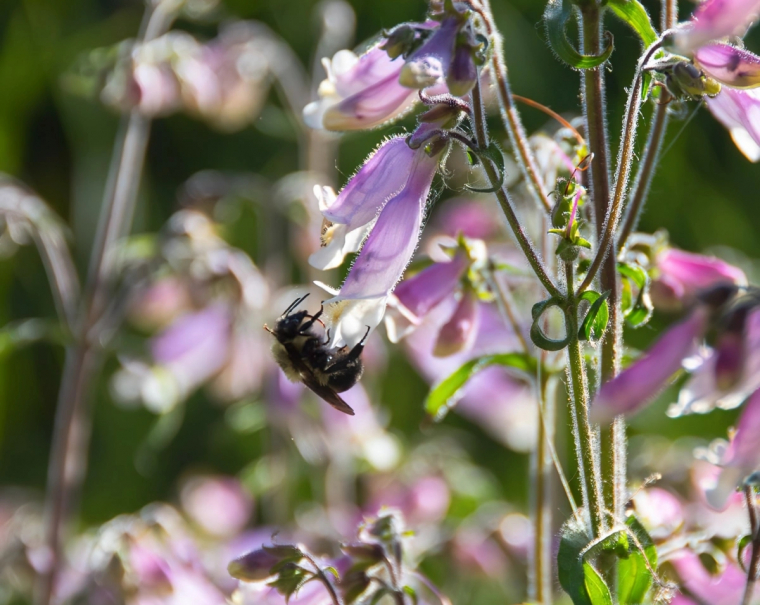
[
  {"x1": 617, "y1": 94, "x2": 670, "y2": 251},
  {"x1": 473, "y1": 0, "x2": 553, "y2": 213},
  {"x1": 566, "y1": 262, "x2": 605, "y2": 537},
  {"x1": 35, "y1": 6, "x2": 173, "y2": 604},
  {"x1": 470, "y1": 79, "x2": 562, "y2": 299},
  {"x1": 576, "y1": 3, "x2": 621, "y2": 387},
  {"x1": 532, "y1": 372, "x2": 555, "y2": 604},
  {"x1": 742, "y1": 485, "x2": 760, "y2": 605},
  {"x1": 618, "y1": 0, "x2": 677, "y2": 252}
]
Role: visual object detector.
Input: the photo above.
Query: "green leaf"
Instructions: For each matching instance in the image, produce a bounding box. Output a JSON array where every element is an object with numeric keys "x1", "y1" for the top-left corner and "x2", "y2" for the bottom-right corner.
[
  {"x1": 403, "y1": 585, "x2": 419, "y2": 605},
  {"x1": 558, "y1": 517, "x2": 594, "y2": 605},
  {"x1": 530, "y1": 297, "x2": 573, "y2": 351},
  {"x1": 424, "y1": 353, "x2": 537, "y2": 421},
  {"x1": 583, "y1": 562, "x2": 614, "y2": 605},
  {"x1": 578, "y1": 290, "x2": 611, "y2": 341},
  {"x1": 617, "y1": 262, "x2": 648, "y2": 289},
  {"x1": 617, "y1": 516, "x2": 657, "y2": 604},
  {"x1": 618, "y1": 262, "x2": 653, "y2": 328},
  {"x1": 606, "y1": 0, "x2": 658, "y2": 47},
  {"x1": 544, "y1": 0, "x2": 614, "y2": 70}
]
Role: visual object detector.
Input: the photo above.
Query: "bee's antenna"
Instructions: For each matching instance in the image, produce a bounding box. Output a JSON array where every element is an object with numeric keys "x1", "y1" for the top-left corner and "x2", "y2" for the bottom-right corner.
[{"x1": 282, "y1": 293, "x2": 310, "y2": 316}]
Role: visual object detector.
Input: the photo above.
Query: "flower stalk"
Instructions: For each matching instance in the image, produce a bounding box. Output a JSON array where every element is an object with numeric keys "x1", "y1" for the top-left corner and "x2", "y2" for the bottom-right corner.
[
  {"x1": 470, "y1": 0, "x2": 554, "y2": 213},
  {"x1": 566, "y1": 261, "x2": 605, "y2": 537},
  {"x1": 743, "y1": 484, "x2": 760, "y2": 605},
  {"x1": 469, "y1": 79, "x2": 562, "y2": 299},
  {"x1": 618, "y1": 0, "x2": 679, "y2": 252},
  {"x1": 532, "y1": 371, "x2": 555, "y2": 604},
  {"x1": 35, "y1": 5, "x2": 176, "y2": 604}
]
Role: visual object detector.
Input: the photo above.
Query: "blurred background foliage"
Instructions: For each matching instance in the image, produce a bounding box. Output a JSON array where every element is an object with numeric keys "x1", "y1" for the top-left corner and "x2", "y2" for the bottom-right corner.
[{"x1": 1, "y1": 0, "x2": 759, "y2": 602}]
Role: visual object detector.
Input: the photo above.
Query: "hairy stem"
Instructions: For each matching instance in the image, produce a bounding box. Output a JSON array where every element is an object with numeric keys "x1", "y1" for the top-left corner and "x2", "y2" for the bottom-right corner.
[
  {"x1": 470, "y1": 80, "x2": 561, "y2": 298},
  {"x1": 35, "y1": 6, "x2": 173, "y2": 604},
  {"x1": 577, "y1": 4, "x2": 622, "y2": 532},
  {"x1": 617, "y1": 95, "x2": 670, "y2": 251},
  {"x1": 487, "y1": 264, "x2": 531, "y2": 354},
  {"x1": 742, "y1": 486, "x2": 760, "y2": 605},
  {"x1": 472, "y1": 0, "x2": 553, "y2": 213},
  {"x1": 618, "y1": 0, "x2": 677, "y2": 251},
  {"x1": 566, "y1": 262, "x2": 605, "y2": 537},
  {"x1": 662, "y1": 0, "x2": 678, "y2": 31},
  {"x1": 302, "y1": 552, "x2": 345, "y2": 605},
  {"x1": 532, "y1": 372, "x2": 555, "y2": 604}
]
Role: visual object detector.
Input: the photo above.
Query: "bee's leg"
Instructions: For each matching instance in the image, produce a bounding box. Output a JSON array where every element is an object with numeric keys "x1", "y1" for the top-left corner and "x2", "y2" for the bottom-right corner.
[
  {"x1": 324, "y1": 326, "x2": 370, "y2": 373},
  {"x1": 323, "y1": 328, "x2": 332, "y2": 345},
  {"x1": 299, "y1": 304, "x2": 325, "y2": 333}
]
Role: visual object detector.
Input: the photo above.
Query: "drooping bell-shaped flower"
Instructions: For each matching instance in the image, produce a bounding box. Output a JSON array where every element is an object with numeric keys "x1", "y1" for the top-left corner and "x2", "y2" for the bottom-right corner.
[
  {"x1": 399, "y1": 13, "x2": 481, "y2": 98},
  {"x1": 591, "y1": 307, "x2": 711, "y2": 424},
  {"x1": 668, "y1": 0, "x2": 760, "y2": 160},
  {"x1": 310, "y1": 136, "x2": 442, "y2": 348},
  {"x1": 304, "y1": 44, "x2": 420, "y2": 131},
  {"x1": 675, "y1": 0, "x2": 760, "y2": 54},
  {"x1": 385, "y1": 250, "x2": 470, "y2": 342},
  {"x1": 651, "y1": 247, "x2": 747, "y2": 311},
  {"x1": 695, "y1": 43, "x2": 760, "y2": 88},
  {"x1": 705, "y1": 86, "x2": 760, "y2": 161},
  {"x1": 433, "y1": 287, "x2": 480, "y2": 356},
  {"x1": 116, "y1": 304, "x2": 233, "y2": 413},
  {"x1": 670, "y1": 550, "x2": 757, "y2": 605},
  {"x1": 671, "y1": 308, "x2": 760, "y2": 416}
]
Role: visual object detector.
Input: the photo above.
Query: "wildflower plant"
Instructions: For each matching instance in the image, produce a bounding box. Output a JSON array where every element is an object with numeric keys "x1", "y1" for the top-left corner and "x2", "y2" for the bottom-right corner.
[{"x1": 3, "y1": 0, "x2": 760, "y2": 604}]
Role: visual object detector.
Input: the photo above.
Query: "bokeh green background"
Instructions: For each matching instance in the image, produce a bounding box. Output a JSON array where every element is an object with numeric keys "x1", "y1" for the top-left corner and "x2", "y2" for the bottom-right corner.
[{"x1": 0, "y1": 0, "x2": 758, "y2": 595}]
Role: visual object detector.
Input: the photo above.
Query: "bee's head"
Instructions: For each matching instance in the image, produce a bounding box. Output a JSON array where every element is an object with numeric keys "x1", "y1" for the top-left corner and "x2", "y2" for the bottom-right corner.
[{"x1": 274, "y1": 309, "x2": 309, "y2": 338}]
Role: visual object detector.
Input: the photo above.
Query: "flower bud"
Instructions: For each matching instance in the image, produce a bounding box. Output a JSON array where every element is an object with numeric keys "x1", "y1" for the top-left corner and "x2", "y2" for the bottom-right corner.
[
  {"x1": 446, "y1": 44, "x2": 478, "y2": 97},
  {"x1": 227, "y1": 549, "x2": 279, "y2": 581},
  {"x1": 434, "y1": 288, "x2": 479, "y2": 356},
  {"x1": 381, "y1": 24, "x2": 419, "y2": 60}
]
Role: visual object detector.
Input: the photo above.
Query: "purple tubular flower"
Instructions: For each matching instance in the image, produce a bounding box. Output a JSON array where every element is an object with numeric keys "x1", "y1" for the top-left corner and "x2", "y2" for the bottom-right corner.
[
  {"x1": 670, "y1": 550, "x2": 756, "y2": 605},
  {"x1": 674, "y1": 310, "x2": 760, "y2": 415},
  {"x1": 323, "y1": 137, "x2": 415, "y2": 227},
  {"x1": 448, "y1": 44, "x2": 478, "y2": 97},
  {"x1": 705, "y1": 87, "x2": 760, "y2": 161},
  {"x1": 705, "y1": 388, "x2": 760, "y2": 509},
  {"x1": 676, "y1": 0, "x2": 760, "y2": 53},
  {"x1": 695, "y1": 43, "x2": 760, "y2": 88},
  {"x1": 434, "y1": 288, "x2": 480, "y2": 357},
  {"x1": 630, "y1": 488, "x2": 684, "y2": 539},
  {"x1": 591, "y1": 308, "x2": 710, "y2": 425},
  {"x1": 304, "y1": 44, "x2": 419, "y2": 131},
  {"x1": 653, "y1": 248, "x2": 747, "y2": 309},
  {"x1": 313, "y1": 137, "x2": 440, "y2": 348},
  {"x1": 385, "y1": 252, "x2": 469, "y2": 342},
  {"x1": 400, "y1": 17, "x2": 459, "y2": 90}
]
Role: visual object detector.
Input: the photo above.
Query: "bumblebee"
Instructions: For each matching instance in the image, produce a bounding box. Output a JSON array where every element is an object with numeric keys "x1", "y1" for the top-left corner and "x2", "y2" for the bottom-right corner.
[{"x1": 266, "y1": 294, "x2": 367, "y2": 415}]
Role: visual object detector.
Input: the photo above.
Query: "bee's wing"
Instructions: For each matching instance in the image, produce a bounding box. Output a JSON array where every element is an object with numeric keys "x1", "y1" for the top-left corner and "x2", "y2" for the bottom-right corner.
[{"x1": 301, "y1": 374, "x2": 356, "y2": 415}]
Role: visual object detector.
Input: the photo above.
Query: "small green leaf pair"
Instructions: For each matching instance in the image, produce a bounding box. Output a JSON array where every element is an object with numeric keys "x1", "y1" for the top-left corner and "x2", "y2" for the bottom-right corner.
[{"x1": 558, "y1": 515, "x2": 658, "y2": 605}]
